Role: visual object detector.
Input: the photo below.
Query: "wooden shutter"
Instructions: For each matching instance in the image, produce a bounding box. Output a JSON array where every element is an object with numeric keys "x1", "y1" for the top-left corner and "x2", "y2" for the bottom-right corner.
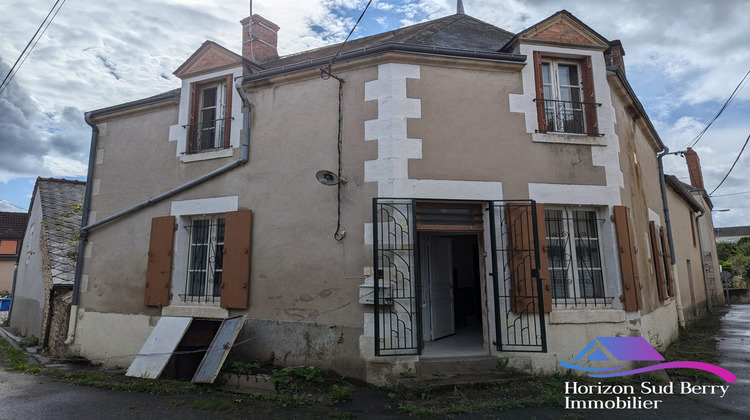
[
  {"x1": 221, "y1": 210, "x2": 252, "y2": 309},
  {"x1": 533, "y1": 51, "x2": 547, "y2": 134},
  {"x1": 660, "y1": 226, "x2": 675, "y2": 297},
  {"x1": 613, "y1": 206, "x2": 642, "y2": 311},
  {"x1": 506, "y1": 203, "x2": 550, "y2": 313},
  {"x1": 223, "y1": 74, "x2": 233, "y2": 149},
  {"x1": 649, "y1": 221, "x2": 667, "y2": 301},
  {"x1": 188, "y1": 83, "x2": 200, "y2": 153},
  {"x1": 145, "y1": 216, "x2": 176, "y2": 307},
  {"x1": 581, "y1": 56, "x2": 598, "y2": 136}
]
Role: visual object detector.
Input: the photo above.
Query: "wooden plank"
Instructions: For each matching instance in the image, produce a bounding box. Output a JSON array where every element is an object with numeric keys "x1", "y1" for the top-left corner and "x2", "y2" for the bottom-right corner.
[
  {"x1": 534, "y1": 203, "x2": 552, "y2": 312},
  {"x1": 144, "y1": 216, "x2": 175, "y2": 307},
  {"x1": 533, "y1": 52, "x2": 547, "y2": 133},
  {"x1": 581, "y1": 55, "x2": 598, "y2": 136},
  {"x1": 660, "y1": 226, "x2": 675, "y2": 297},
  {"x1": 126, "y1": 316, "x2": 192, "y2": 379},
  {"x1": 221, "y1": 210, "x2": 252, "y2": 309},
  {"x1": 192, "y1": 315, "x2": 246, "y2": 384}
]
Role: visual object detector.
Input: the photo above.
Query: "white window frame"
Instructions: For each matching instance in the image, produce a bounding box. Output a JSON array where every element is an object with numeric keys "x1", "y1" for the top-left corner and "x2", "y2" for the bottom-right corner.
[
  {"x1": 192, "y1": 81, "x2": 227, "y2": 153},
  {"x1": 541, "y1": 59, "x2": 586, "y2": 134},
  {"x1": 544, "y1": 206, "x2": 608, "y2": 306}
]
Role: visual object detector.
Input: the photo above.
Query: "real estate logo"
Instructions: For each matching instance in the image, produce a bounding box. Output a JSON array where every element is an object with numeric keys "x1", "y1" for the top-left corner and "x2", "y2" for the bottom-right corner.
[{"x1": 559, "y1": 336, "x2": 736, "y2": 382}]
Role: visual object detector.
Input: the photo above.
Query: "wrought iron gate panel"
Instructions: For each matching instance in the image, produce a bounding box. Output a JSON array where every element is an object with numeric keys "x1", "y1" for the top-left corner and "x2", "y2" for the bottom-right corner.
[
  {"x1": 489, "y1": 201, "x2": 547, "y2": 352},
  {"x1": 373, "y1": 198, "x2": 421, "y2": 356}
]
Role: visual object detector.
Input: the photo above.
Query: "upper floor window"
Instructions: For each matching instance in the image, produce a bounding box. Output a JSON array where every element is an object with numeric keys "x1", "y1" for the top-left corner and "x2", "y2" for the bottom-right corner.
[
  {"x1": 187, "y1": 74, "x2": 233, "y2": 154},
  {"x1": 533, "y1": 52, "x2": 599, "y2": 136}
]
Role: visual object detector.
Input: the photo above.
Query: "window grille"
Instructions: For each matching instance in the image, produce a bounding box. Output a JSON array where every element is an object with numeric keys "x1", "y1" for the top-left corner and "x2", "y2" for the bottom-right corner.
[
  {"x1": 184, "y1": 215, "x2": 225, "y2": 303},
  {"x1": 545, "y1": 208, "x2": 611, "y2": 307}
]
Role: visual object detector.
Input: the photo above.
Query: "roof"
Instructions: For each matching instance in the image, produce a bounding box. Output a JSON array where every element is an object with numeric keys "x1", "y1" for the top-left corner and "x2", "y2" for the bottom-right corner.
[
  {"x1": 262, "y1": 13, "x2": 516, "y2": 70},
  {"x1": 0, "y1": 212, "x2": 29, "y2": 239},
  {"x1": 714, "y1": 226, "x2": 750, "y2": 238},
  {"x1": 33, "y1": 178, "x2": 86, "y2": 286},
  {"x1": 665, "y1": 175, "x2": 703, "y2": 213}
]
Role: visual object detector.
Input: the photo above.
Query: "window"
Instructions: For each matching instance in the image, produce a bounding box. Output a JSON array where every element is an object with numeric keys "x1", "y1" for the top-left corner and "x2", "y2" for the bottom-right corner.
[
  {"x1": 545, "y1": 208, "x2": 607, "y2": 305},
  {"x1": 187, "y1": 74, "x2": 233, "y2": 154},
  {"x1": 533, "y1": 52, "x2": 598, "y2": 136},
  {"x1": 185, "y1": 215, "x2": 225, "y2": 303}
]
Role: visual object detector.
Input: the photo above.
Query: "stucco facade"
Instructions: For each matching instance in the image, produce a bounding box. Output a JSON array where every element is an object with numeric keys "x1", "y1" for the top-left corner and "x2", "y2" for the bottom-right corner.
[{"x1": 70, "y1": 11, "x2": 720, "y2": 384}]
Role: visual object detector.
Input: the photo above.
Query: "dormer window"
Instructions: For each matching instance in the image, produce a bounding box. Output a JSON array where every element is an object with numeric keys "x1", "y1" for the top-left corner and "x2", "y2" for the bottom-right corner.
[
  {"x1": 187, "y1": 74, "x2": 233, "y2": 154},
  {"x1": 533, "y1": 52, "x2": 599, "y2": 136}
]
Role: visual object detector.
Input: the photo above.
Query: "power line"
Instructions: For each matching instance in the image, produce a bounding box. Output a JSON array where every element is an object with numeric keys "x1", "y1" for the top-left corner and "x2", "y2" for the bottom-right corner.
[
  {"x1": 682, "y1": 68, "x2": 750, "y2": 150},
  {"x1": 0, "y1": 0, "x2": 68, "y2": 96},
  {"x1": 711, "y1": 190, "x2": 750, "y2": 198},
  {"x1": 709, "y1": 133, "x2": 750, "y2": 196},
  {"x1": 0, "y1": 200, "x2": 27, "y2": 211}
]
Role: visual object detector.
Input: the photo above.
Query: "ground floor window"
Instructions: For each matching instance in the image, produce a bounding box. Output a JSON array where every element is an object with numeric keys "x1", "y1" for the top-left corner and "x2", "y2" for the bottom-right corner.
[
  {"x1": 185, "y1": 215, "x2": 225, "y2": 303},
  {"x1": 544, "y1": 207, "x2": 607, "y2": 306}
]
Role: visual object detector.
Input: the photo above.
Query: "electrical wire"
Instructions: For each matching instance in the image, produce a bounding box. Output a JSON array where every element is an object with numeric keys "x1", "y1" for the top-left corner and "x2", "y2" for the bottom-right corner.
[
  {"x1": 708, "y1": 133, "x2": 750, "y2": 196},
  {"x1": 322, "y1": 0, "x2": 374, "y2": 78},
  {"x1": 711, "y1": 189, "x2": 750, "y2": 198},
  {"x1": 0, "y1": 200, "x2": 27, "y2": 211},
  {"x1": 0, "y1": 0, "x2": 68, "y2": 95},
  {"x1": 682, "y1": 68, "x2": 750, "y2": 150}
]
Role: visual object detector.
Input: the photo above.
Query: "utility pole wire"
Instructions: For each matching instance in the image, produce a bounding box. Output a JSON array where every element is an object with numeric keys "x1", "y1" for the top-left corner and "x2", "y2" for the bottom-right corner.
[
  {"x1": 0, "y1": 0, "x2": 67, "y2": 95},
  {"x1": 709, "y1": 133, "x2": 750, "y2": 196}
]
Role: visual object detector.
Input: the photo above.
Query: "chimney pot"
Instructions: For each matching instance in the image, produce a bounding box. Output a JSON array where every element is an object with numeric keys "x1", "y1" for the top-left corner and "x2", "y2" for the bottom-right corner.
[{"x1": 241, "y1": 14, "x2": 280, "y2": 64}]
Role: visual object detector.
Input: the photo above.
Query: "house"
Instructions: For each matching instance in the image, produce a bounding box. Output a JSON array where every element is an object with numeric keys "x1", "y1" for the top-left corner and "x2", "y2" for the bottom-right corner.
[
  {"x1": 69, "y1": 9, "x2": 721, "y2": 383},
  {"x1": 0, "y1": 211, "x2": 28, "y2": 294},
  {"x1": 11, "y1": 178, "x2": 84, "y2": 356},
  {"x1": 714, "y1": 226, "x2": 750, "y2": 244}
]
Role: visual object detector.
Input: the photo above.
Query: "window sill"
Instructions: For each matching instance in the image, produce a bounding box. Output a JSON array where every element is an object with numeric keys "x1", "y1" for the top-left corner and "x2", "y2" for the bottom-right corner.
[
  {"x1": 180, "y1": 147, "x2": 234, "y2": 163},
  {"x1": 549, "y1": 307, "x2": 624, "y2": 324},
  {"x1": 532, "y1": 132, "x2": 606, "y2": 146},
  {"x1": 162, "y1": 304, "x2": 228, "y2": 319}
]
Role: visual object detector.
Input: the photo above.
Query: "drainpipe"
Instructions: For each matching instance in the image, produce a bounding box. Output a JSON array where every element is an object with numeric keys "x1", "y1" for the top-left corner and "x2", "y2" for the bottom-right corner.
[
  {"x1": 64, "y1": 78, "x2": 252, "y2": 345},
  {"x1": 657, "y1": 149, "x2": 676, "y2": 263},
  {"x1": 694, "y1": 210, "x2": 713, "y2": 313}
]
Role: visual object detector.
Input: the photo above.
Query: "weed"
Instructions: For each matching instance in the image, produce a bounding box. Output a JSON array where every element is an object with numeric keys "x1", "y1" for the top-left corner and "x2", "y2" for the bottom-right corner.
[
  {"x1": 398, "y1": 368, "x2": 415, "y2": 379},
  {"x1": 294, "y1": 366, "x2": 325, "y2": 383},
  {"x1": 431, "y1": 372, "x2": 444, "y2": 378},
  {"x1": 420, "y1": 389, "x2": 435, "y2": 400},
  {"x1": 226, "y1": 361, "x2": 260, "y2": 375},
  {"x1": 0, "y1": 318, "x2": 9, "y2": 327},
  {"x1": 328, "y1": 410, "x2": 355, "y2": 419},
  {"x1": 191, "y1": 398, "x2": 233, "y2": 411},
  {"x1": 330, "y1": 385, "x2": 352, "y2": 403}
]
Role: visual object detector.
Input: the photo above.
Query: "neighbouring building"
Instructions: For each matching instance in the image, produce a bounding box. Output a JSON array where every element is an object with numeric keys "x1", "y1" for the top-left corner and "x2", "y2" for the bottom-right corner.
[
  {"x1": 70, "y1": 9, "x2": 721, "y2": 383},
  {"x1": 714, "y1": 226, "x2": 750, "y2": 244},
  {"x1": 0, "y1": 211, "x2": 28, "y2": 294},
  {"x1": 11, "y1": 178, "x2": 84, "y2": 356}
]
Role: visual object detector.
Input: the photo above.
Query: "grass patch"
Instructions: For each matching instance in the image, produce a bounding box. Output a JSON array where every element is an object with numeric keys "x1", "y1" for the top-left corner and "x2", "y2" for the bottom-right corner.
[{"x1": 191, "y1": 398, "x2": 233, "y2": 411}]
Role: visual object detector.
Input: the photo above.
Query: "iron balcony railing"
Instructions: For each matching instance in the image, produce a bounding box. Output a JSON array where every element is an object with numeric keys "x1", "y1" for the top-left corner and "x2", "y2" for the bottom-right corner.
[
  {"x1": 534, "y1": 98, "x2": 599, "y2": 135},
  {"x1": 184, "y1": 117, "x2": 230, "y2": 153}
]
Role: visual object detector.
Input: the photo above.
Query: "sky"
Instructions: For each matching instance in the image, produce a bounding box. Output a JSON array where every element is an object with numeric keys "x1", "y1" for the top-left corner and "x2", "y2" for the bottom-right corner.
[{"x1": 0, "y1": 0, "x2": 748, "y2": 227}]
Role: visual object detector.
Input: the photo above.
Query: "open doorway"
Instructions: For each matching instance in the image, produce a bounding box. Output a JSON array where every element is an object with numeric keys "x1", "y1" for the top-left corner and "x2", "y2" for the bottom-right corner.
[{"x1": 420, "y1": 233, "x2": 485, "y2": 357}]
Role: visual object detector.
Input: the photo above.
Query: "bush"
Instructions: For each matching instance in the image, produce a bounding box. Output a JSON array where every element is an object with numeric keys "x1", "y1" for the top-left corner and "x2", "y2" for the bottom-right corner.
[{"x1": 18, "y1": 335, "x2": 39, "y2": 347}]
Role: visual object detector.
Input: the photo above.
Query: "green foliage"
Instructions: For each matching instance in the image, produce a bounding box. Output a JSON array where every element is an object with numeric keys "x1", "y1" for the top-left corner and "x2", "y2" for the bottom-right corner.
[
  {"x1": 58, "y1": 197, "x2": 85, "y2": 261},
  {"x1": 18, "y1": 335, "x2": 39, "y2": 347},
  {"x1": 330, "y1": 385, "x2": 352, "y2": 403},
  {"x1": 226, "y1": 361, "x2": 260, "y2": 375},
  {"x1": 293, "y1": 366, "x2": 325, "y2": 383}
]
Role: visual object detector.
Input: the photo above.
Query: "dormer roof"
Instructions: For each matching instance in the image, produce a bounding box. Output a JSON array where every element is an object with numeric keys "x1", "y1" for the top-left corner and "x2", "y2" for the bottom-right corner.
[
  {"x1": 503, "y1": 10, "x2": 610, "y2": 51},
  {"x1": 173, "y1": 41, "x2": 262, "y2": 79}
]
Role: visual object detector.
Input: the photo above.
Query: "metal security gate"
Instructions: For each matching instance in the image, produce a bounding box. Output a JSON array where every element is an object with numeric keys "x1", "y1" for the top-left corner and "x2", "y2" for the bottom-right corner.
[
  {"x1": 489, "y1": 201, "x2": 547, "y2": 352},
  {"x1": 373, "y1": 198, "x2": 421, "y2": 356}
]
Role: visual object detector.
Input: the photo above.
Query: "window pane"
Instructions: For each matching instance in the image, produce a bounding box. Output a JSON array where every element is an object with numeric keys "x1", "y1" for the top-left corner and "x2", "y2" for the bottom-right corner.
[
  {"x1": 201, "y1": 87, "x2": 217, "y2": 107},
  {"x1": 542, "y1": 63, "x2": 551, "y2": 84}
]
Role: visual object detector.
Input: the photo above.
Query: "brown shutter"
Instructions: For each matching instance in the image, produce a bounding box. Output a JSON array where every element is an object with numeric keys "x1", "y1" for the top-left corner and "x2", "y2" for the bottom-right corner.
[
  {"x1": 506, "y1": 203, "x2": 550, "y2": 313},
  {"x1": 221, "y1": 210, "x2": 252, "y2": 309},
  {"x1": 660, "y1": 226, "x2": 675, "y2": 297},
  {"x1": 223, "y1": 74, "x2": 233, "y2": 149},
  {"x1": 581, "y1": 56, "x2": 598, "y2": 136},
  {"x1": 533, "y1": 51, "x2": 547, "y2": 134},
  {"x1": 145, "y1": 216, "x2": 176, "y2": 307},
  {"x1": 649, "y1": 221, "x2": 667, "y2": 301},
  {"x1": 613, "y1": 206, "x2": 642, "y2": 310},
  {"x1": 188, "y1": 83, "x2": 200, "y2": 153}
]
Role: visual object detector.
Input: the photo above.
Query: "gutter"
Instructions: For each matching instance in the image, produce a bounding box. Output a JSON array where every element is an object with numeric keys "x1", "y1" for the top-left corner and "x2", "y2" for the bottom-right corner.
[{"x1": 65, "y1": 79, "x2": 252, "y2": 345}]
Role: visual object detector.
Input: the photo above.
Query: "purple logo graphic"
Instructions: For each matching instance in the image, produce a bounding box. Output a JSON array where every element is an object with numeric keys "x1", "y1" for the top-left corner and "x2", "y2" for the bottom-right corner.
[{"x1": 559, "y1": 337, "x2": 736, "y2": 383}]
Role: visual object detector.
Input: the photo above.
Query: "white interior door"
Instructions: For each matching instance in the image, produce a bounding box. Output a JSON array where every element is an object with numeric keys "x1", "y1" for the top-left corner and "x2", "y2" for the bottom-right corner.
[{"x1": 429, "y1": 236, "x2": 455, "y2": 340}]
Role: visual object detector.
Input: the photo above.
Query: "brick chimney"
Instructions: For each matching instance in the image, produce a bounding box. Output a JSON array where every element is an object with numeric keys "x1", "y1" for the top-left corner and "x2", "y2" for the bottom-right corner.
[
  {"x1": 241, "y1": 14, "x2": 280, "y2": 64},
  {"x1": 604, "y1": 40, "x2": 626, "y2": 75},
  {"x1": 685, "y1": 147, "x2": 705, "y2": 190}
]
